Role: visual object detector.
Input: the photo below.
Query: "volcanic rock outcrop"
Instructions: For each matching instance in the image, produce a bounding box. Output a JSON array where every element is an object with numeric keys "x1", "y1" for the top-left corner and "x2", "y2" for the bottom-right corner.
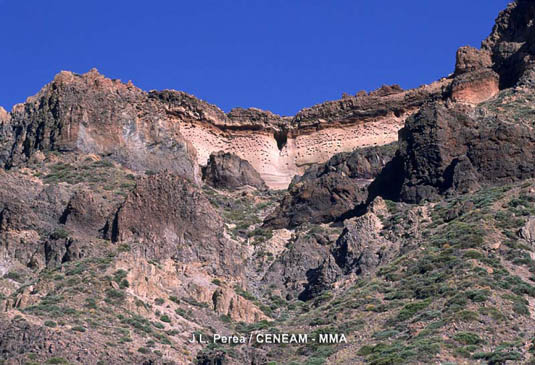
[
  {"x1": 265, "y1": 143, "x2": 396, "y2": 228},
  {"x1": 112, "y1": 172, "x2": 243, "y2": 275},
  {"x1": 0, "y1": 69, "x2": 201, "y2": 184},
  {"x1": 362, "y1": 0, "x2": 535, "y2": 204},
  {"x1": 332, "y1": 206, "x2": 399, "y2": 276},
  {"x1": 0, "y1": 68, "x2": 451, "y2": 190},
  {"x1": 3, "y1": 2, "x2": 535, "y2": 364},
  {"x1": 380, "y1": 92, "x2": 535, "y2": 203},
  {"x1": 173, "y1": 81, "x2": 449, "y2": 188},
  {"x1": 261, "y1": 231, "x2": 337, "y2": 301},
  {"x1": 202, "y1": 151, "x2": 267, "y2": 191},
  {"x1": 482, "y1": 0, "x2": 535, "y2": 88},
  {"x1": 3, "y1": 2, "x2": 532, "y2": 193}
]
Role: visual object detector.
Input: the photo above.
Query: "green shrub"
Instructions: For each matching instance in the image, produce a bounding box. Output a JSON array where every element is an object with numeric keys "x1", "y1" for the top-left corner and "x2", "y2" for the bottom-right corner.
[
  {"x1": 50, "y1": 228, "x2": 70, "y2": 240},
  {"x1": 396, "y1": 299, "x2": 431, "y2": 322},
  {"x1": 3, "y1": 271, "x2": 24, "y2": 283},
  {"x1": 454, "y1": 332, "x2": 485, "y2": 345},
  {"x1": 85, "y1": 298, "x2": 98, "y2": 310},
  {"x1": 455, "y1": 310, "x2": 479, "y2": 322},
  {"x1": 463, "y1": 250, "x2": 484, "y2": 260},
  {"x1": 373, "y1": 329, "x2": 399, "y2": 340},
  {"x1": 105, "y1": 289, "x2": 125, "y2": 303},
  {"x1": 305, "y1": 357, "x2": 326, "y2": 365},
  {"x1": 45, "y1": 358, "x2": 68, "y2": 364},
  {"x1": 235, "y1": 287, "x2": 256, "y2": 301},
  {"x1": 160, "y1": 314, "x2": 171, "y2": 323},
  {"x1": 220, "y1": 314, "x2": 232, "y2": 323},
  {"x1": 472, "y1": 350, "x2": 522, "y2": 363}
]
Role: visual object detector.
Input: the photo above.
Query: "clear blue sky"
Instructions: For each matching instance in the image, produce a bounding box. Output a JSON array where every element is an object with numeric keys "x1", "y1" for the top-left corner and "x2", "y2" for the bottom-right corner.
[{"x1": 0, "y1": 0, "x2": 510, "y2": 116}]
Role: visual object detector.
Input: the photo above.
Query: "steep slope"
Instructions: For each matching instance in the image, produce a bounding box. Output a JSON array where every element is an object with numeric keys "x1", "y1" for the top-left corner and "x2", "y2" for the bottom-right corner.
[
  {"x1": 3, "y1": 1, "x2": 535, "y2": 365},
  {"x1": 0, "y1": 70, "x2": 201, "y2": 185},
  {"x1": 369, "y1": 0, "x2": 535, "y2": 205}
]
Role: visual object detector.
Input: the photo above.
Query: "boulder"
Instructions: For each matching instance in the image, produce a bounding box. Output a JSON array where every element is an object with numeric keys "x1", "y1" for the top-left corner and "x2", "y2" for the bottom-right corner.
[
  {"x1": 265, "y1": 143, "x2": 396, "y2": 228},
  {"x1": 203, "y1": 151, "x2": 267, "y2": 190}
]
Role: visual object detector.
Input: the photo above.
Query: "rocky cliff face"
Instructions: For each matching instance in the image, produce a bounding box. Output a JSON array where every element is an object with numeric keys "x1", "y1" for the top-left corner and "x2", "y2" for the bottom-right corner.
[
  {"x1": 175, "y1": 81, "x2": 448, "y2": 189},
  {"x1": 0, "y1": 68, "x2": 445, "y2": 190},
  {"x1": 4, "y1": 2, "x2": 535, "y2": 364},
  {"x1": 265, "y1": 143, "x2": 396, "y2": 228},
  {"x1": 3, "y1": 0, "x2": 531, "y2": 193},
  {"x1": 112, "y1": 172, "x2": 244, "y2": 275},
  {"x1": 0, "y1": 69, "x2": 201, "y2": 184},
  {"x1": 366, "y1": 0, "x2": 535, "y2": 204},
  {"x1": 482, "y1": 0, "x2": 535, "y2": 88}
]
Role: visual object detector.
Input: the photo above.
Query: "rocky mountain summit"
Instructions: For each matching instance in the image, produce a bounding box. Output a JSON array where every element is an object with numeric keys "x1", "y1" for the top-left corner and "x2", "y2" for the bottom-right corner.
[{"x1": 2, "y1": 1, "x2": 535, "y2": 364}]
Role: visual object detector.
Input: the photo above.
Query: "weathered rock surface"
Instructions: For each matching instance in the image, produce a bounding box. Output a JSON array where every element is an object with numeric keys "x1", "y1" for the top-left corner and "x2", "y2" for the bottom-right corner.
[
  {"x1": 0, "y1": 171, "x2": 72, "y2": 272},
  {"x1": 332, "y1": 210, "x2": 399, "y2": 276},
  {"x1": 370, "y1": 88, "x2": 535, "y2": 203},
  {"x1": 203, "y1": 151, "x2": 267, "y2": 190},
  {"x1": 212, "y1": 287, "x2": 267, "y2": 322},
  {"x1": 112, "y1": 172, "x2": 243, "y2": 275},
  {"x1": 293, "y1": 142, "x2": 397, "y2": 183},
  {"x1": 4, "y1": 0, "x2": 533, "y2": 193},
  {"x1": 261, "y1": 231, "x2": 336, "y2": 300},
  {"x1": 172, "y1": 80, "x2": 449, "y2": 189},
  {"x1": 265, "y1": 143, "x2": 396, "y2": 228},
  {"x1": 59, "y1": 188, "x2": 115, "y2": 236},
  {"x1": 482, "y1": 0, "x2": 535, "y2": 88},
  {"x1": 520, "y1": 217, "x2": 535, "y2": 244},
  {"x1": 2, "y1": 2, "x2": 535, "y2": 364},
  {"x1": 0, "y1": 316, "x2": 166, "y2": 365},
  {"x1": 0, "y1": 69, "x2": 200, "y2": 184}
]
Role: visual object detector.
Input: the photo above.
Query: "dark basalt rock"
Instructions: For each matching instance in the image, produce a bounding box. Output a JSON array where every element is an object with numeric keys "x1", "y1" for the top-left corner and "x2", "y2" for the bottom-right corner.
[
  {"x1": 482, "y1": 0, "x2": 535, "y2": 88},
  {"x1": 298, "y1": 255, "x2": 342, "y2": 301},
  {"x1": 44, "y1": 236, "x2": 86, "y2": 267},
  {"x1": 202, "y1": 151, "x2": 268, "y2": 191},
  {"x1": 196, "y1": 350, "x2": 226, "y2": 365},
  {"x1": 264, "y1": 173, "x2": 367, "y2": 229},
  {"x1": 293, "y1": 142, "x2": 397, "y2": 184},
  {"x1": 370, "y1": 88, "x2": 535, "y2": 203},
  {"x1": 265, "y1": 143, "x2": 396, "y2": 228}
]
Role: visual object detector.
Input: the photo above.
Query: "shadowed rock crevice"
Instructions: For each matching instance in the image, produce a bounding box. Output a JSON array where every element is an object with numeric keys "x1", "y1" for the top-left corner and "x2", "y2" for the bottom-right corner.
[{"x1": 273, "y1": 129, "x2": 288, "y2": 151}]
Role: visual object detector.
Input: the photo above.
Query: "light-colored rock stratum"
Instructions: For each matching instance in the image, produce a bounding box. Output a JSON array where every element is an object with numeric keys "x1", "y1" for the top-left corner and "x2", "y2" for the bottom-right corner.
[
  {"x1": 151, "y1": 79, "x2": 452, "y2": 189},
  {"x1": 1, "y1": 36, "x2": 502, "y2": 189}
]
